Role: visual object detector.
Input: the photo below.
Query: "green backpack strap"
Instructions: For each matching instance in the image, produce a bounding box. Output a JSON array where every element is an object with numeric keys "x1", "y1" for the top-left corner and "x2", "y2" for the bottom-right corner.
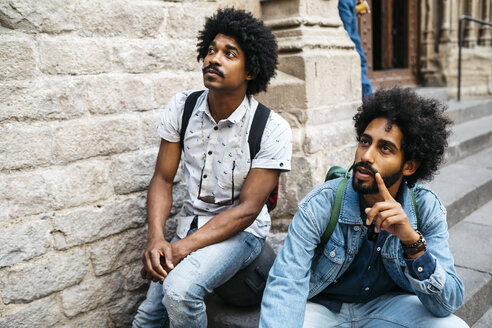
[
  {"x1": 320, "y1": 165, "x2": 352, "y2": 248},
  {"x1": 409, "y1": 188, "x2": 420, "y2": 231}
]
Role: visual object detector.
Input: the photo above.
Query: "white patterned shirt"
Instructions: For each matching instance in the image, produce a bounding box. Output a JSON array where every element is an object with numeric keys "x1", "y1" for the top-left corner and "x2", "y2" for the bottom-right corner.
[{"x1": 157, "y1": 89, "x2": 292, "y2": 239}]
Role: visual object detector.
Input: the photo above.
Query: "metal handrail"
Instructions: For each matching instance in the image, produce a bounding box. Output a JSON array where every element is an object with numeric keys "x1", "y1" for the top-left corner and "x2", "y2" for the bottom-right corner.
[{"x1": 457, "y1": 15, "x2": 492, "y2": 101}]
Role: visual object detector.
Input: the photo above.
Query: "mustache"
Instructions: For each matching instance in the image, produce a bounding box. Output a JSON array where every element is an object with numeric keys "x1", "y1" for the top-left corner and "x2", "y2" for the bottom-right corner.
[
  {"x1": 353, "y1": 161, "x2": 378, "y2": 176},
  {"x1": 202, "y1": 64, "x2": 225, "y2": 78}
]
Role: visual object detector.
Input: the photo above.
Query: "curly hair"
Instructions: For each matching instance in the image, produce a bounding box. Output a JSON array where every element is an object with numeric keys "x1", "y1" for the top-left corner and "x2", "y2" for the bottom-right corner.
[
  {"x1": 353, "y1": 87, "x2": 452, "y2": 187},
  {"x1": 196, "y1": 8, "x2": 278, "y2": 95}
]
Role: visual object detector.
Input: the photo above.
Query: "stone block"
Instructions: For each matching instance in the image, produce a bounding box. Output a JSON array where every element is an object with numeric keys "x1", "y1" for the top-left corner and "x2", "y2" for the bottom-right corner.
[
  {"x1": 139, "y1": 110, "x2": 167, "y2": 148},
  {"x1": 0, "y1": 0, "x2": 75, "y2": 33},
  {"x1": 0, "y1": 219, "x2": 52, "y2": 268},
  {"x1": 57, "y1": 310, "x2": 110, "y2": 328},
  {"x1": 0, "y1": 35, "x2": 38, "y2": 80},
  {"x1": 111, "y1": 149, "x2": 156, "y2": 194},
  {"x1": 5, "y1": 160, "x2": 113, "y2": 219},
  {"x1": 112, "y1": 39, "x2": 200, "y2": 74},
  {"x1": 153, "y1": 71, "x2": 203, "y2": 108},
  {"x1": 85, "y1": 74, "x2": 154, "y2": 115},
  {"x1": 0, "y1": 248, "x2": 88, "y2": 304},
  {"x1": 0, "y1": 297, "x2": 64, "y2": 328},
  {"x1": 0, "y1": 122, "x2": 53, "y2": 170},
  {"x1": 163, "y1": 2, "x2": 214, "y2": 39},
  {"x1": 303, "y1": 119, "x2": 354, "y2": 154},
  {"x1": 61, "y1": 272, "x2": 123, "y2": 317},
  {"x1": 89, "y1": 228, "x2": 147, "y2": 276},
  {"x1": 39, "y1": 38, "x2": 111, "y2": 75},
  {"x1": 76, "y1": 0, "x2": 165, "y2": 38},
  {"x1": 52, "y1": 194, "x2": 146, "y2": 250},
  {"x1": 54, "y1": 115, "x2": 141, "y2": 162},
  {"x1": 121, "y1": 260, "x2": 148, "y2": 292},
  {"x1": 107, "y1": 292, "x2": 146, "y2": 328},
  {"x1": 0, "y1": 77, "x2": 88, "y2": 122}
]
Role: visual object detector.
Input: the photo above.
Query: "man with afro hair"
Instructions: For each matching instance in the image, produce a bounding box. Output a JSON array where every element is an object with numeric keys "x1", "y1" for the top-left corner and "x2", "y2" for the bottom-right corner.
[
  {"x1": 260, "y1": 87, "x2": 468, "y2": 327},
  {"x1": 133, "y1": 8, "x2": 292, "y2": 328}
]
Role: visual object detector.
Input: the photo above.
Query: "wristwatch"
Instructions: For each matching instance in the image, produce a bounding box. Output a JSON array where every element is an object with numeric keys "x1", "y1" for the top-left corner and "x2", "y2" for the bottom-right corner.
[{"x1": 401, "y1": 230, "x2": 427, "y2": 256}]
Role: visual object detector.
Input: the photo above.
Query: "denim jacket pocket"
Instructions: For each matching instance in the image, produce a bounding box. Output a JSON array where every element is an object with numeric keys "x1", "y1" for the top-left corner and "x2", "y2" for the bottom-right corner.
[{"x1": 311, "y1": 240, "x2": 346, "y2": 281}]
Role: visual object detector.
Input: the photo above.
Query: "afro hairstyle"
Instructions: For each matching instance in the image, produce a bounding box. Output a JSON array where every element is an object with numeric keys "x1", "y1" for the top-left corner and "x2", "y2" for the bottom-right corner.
[
  {"x1": 196, "y1": 8, "x2": 278, "y2": 95},
  {"x1": 353, "y1": 87, "x2": 452, "y2": 187}
]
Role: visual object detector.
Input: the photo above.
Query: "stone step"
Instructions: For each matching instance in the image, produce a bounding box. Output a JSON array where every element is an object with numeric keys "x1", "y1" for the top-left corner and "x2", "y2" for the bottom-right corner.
[
  {"x1": 450, "y1": 200, "x2": 492, "y2": 326},
  {"x1": 445, "y1": 114, "x2": 492, "y2": 165},
  {"x1": 446, "y1": 99, "x2": 492, "y2": 125},
  {"x1": 426, "y1": 146, "x2": 492, "y2": 228},
  {"x1": 472, "y1": 307, "x2": 492, "y2": 328}
]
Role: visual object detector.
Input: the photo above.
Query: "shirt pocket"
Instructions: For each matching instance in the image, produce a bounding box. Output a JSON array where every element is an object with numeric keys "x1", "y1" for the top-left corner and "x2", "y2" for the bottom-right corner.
[{"x1": 311, "y1": 239, "x2": 346, "y2": 281}]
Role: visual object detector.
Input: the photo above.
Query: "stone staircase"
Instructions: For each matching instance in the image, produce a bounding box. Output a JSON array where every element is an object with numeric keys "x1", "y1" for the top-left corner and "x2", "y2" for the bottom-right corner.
[
  {"x1": 206, "y1": 93, "x2": 492, "y2": 327},
  {"x1": 422, "y1": 95, "x2": 492, "y2": 328}
]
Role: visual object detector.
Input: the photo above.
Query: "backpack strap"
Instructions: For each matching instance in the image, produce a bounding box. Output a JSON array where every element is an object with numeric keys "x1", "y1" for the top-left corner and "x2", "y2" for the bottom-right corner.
[
  {"x1": 320, "y1": 166, "x2": 352, "y2": 248},
  {"x1": 409, "y1": 188, "x2": 420, "y2": 231},
  {"x1": 248, "y1": 103, "x2": 271, "y2": 161},
  {"x1": 180, "y1": 90, "x2": 205, "y2": 149}
]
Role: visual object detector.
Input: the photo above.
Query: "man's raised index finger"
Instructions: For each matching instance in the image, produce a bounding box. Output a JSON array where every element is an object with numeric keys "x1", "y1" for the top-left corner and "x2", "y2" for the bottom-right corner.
[{"x1": 375, "y1": 172, "x2": 393, "y2": 200}]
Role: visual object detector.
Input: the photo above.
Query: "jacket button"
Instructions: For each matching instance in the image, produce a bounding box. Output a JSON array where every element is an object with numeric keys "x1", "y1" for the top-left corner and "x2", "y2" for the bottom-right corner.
[
  {"x1": 354, "y1": 226, "x2": 360, "y2": 231},
  {"x1": 418, "y1": 266, "x2": 423, "y2": 272},
  {"x1": 330, "y1": 251, "x2": 336, "y2": 257}
]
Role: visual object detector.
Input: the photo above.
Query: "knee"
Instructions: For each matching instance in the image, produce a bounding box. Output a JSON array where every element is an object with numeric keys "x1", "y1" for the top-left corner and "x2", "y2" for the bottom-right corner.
[{"x1": 162, "y1": 275, "x2": 203, "y2": 307}]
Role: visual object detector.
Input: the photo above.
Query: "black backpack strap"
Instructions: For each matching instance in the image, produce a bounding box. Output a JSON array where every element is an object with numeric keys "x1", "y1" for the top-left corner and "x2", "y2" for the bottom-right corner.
[
  {"x1": 181, "y1": 90, "x2": 205, "y2": 150},
  {"x1": 248, "y1": 103, "x2": 271, "y2": 161}
]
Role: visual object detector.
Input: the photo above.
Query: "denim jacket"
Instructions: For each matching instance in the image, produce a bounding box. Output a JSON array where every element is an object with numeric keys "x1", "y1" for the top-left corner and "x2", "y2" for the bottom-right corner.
[{"x1": 260, "y1": 178, "x2": 464, "y2": 328}]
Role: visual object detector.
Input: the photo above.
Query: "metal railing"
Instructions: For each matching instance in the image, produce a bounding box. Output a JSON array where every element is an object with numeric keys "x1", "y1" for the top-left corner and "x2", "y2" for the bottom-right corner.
[{"x1": 457, "y1": 15, "x2": 492, "y2": 101}]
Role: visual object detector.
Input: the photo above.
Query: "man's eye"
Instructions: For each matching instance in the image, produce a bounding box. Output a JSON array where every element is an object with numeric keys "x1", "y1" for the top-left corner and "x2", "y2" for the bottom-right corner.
[
  {"x1": 226, "y1": 51, "x2": 235, "y2": 58},
  {"x1": 381, "y1": 145, "x2": 391, "y2": 153},
  {"x1": 360, "y1": 139, "x2": 369, "y2": 146},
  {"x1": 207, "y1": 48, "x2": 215, "y2": 54}
]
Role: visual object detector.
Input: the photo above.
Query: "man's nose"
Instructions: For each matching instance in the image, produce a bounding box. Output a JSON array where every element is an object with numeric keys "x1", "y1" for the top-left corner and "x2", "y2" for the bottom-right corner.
[
  {"x1": 209, "y1": 52, "x2": 222, "y2": 66},
  {"x1": 361, "y1": 146, "x2": 376, "y2": 163}
]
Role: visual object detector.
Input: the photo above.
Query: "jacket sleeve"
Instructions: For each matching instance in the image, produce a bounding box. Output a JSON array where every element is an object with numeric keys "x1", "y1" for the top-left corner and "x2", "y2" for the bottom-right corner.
[
  {"x1": 259, "y1": 205, "x2": 324, "y2": 328},
  {"x1": 404, "y1": 189, "x2": 465, "y2": 317}
]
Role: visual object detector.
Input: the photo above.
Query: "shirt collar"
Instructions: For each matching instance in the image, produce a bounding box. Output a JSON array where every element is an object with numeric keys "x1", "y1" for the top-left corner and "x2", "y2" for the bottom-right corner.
[{"x1": 198, "y1": 90, "x2": 251, "y2": 125}]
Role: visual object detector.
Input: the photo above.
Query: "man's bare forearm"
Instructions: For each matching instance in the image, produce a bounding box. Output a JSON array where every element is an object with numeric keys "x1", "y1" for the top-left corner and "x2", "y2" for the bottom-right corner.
[{"x1": 146, "y1": 176, "x2": 173, "y2": 240}]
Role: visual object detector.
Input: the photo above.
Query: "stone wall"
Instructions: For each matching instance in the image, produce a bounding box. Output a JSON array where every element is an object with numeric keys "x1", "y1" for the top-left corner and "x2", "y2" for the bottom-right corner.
[{"x1": 0, "y1": 0, "x2": 361, "y2": 326}]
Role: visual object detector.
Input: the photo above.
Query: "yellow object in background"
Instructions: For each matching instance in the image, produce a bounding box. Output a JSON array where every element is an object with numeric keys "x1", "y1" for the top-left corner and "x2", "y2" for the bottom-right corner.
[{"x1": 356, "y1": 0, "x2": 370, "y2": 14}]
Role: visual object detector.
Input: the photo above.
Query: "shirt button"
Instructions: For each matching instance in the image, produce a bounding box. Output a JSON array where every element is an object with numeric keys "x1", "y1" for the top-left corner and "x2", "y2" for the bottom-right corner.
[
  {"x1": 330, "y1": 251, "x2": 336, "y2": 257},
  {"x1": 203, "y1": 174, "x2": 207, "y2": 179},
  {"x1": 354, "y1": 226, "x2": 360, "y2": 231},
  {"x1": 364, "y1": 287, "x2": 370, "y2": 291},
  {"x1": 417, "y1": 267, "x2": 423, "y2": 272},
  {"x1": 208, "y1": 151, "x2": 212, "y2": 155},
  {"x1": 376, "y1": 247, "x2": 381, "y2": 252},
  {"x1": 280, "y1": 162, "x2": 284, "y2": 167},
  {"x1": 214, "y1": 126, "x2": 218, "y2": 130}
]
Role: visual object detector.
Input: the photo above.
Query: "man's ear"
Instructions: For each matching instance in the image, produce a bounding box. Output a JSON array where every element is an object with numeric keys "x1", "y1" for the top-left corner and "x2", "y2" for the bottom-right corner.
[
  {"x1": 246, "y1": 72, "x2": 254, "y2": 81},
  {"x1": 402, "y1": 160, "x2": 420, "y2": 177}
]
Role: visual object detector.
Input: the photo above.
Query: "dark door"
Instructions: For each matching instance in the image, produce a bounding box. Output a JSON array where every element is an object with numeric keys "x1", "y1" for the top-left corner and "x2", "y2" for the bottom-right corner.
[{"x1": 358, "y1": 0, "x2": 419, "y2": 87}]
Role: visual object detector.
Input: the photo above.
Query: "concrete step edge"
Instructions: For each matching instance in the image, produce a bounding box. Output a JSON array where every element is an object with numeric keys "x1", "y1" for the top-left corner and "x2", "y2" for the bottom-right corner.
[
  {"x1": 427, "y1": 147, "x2": 492, "y2": 228},
  {"x1": 446, "y1": 99, "x2": 492, "y2": 124}
]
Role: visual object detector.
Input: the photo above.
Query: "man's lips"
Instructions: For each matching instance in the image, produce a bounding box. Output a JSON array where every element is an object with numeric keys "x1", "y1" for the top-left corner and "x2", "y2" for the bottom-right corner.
[{"x1": 354, "y1": 165, "x2": 375, "y2": 181}]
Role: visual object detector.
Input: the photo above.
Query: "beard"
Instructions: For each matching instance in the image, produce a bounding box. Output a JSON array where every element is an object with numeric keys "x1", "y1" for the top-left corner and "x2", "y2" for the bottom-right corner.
[{"x1": 352, "y1": 161, "x2": 404, "y2": 194}]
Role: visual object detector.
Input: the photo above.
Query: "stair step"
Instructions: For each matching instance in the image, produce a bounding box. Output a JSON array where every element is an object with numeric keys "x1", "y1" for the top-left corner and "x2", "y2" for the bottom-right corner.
[
  {"x1": 450, "y1": 200, "x2": 492, "y2": 326},
  {"x1": 446, "y1": 114, "x2": 492, "y2": 165},
  {"x1": 446, "y1": 99, "x2": 492, "y2": 125},
  {"x1": 427, "y1": 146, "x2": 492, "y2": 228},
  {"x1": 472, "y1": 307, "x2": 492, "y2": 328}
]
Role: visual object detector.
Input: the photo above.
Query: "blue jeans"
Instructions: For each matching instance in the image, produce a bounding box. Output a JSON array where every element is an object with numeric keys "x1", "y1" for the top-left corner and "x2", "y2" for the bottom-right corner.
[
  {"x1": 132, "y1": 230, "x2": 264, "y2": 328},
  {"x1": 303, "y1": 292, "x2": 468, "y2": 327},
  {"x1": 338, "y1": 0, "x2": 373, "y2": 99}
]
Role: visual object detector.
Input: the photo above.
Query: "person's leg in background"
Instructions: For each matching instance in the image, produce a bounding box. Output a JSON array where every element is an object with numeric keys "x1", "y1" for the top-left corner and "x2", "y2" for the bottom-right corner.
[{"x1": 338, "y1": 0, "x2": 373, "y2": 99}]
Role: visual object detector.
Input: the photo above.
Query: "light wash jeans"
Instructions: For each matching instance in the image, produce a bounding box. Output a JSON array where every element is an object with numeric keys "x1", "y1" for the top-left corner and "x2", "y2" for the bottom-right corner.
[
  {"x1": 132, "y1": 230, "x2": 264, "y2": 328},
  {"x1": 303, "y1": 292, "x2": 469, "y2": 328}
]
